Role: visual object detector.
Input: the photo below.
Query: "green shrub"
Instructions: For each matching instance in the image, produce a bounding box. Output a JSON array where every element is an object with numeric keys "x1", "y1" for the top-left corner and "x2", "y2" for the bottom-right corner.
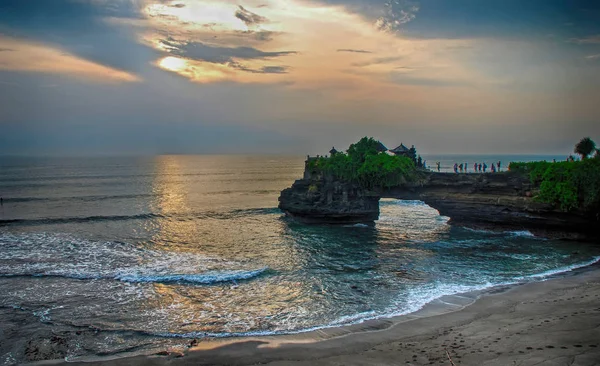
[
  {"x1": 307, "y1": 137, "x2": 419, "y2": 189},
  {"x1": 508, "y1": 159, "x2": 600, "y2": 212}
]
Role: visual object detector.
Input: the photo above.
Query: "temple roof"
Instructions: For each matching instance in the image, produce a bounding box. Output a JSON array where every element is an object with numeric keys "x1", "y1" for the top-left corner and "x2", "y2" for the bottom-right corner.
[
  {"x1": 329, "y1": 147, "x2": 338, "y2": 155},
  {"x1": 375, "y1": 141, "x2": 388, "y2": 152},
  {"x1": 389, "y1": 143, "x2": 410, "y2": 154}
]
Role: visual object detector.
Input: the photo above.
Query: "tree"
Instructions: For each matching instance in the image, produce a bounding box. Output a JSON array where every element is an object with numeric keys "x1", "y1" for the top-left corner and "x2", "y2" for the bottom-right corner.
[
  {"x1": 595, "y1": 149, "x2": 600, "y2": 160},
  {"x1": 346, "y1": 137, "x2": 384, "y2": 164},
  {"x1": 574, "y1": 137, "x2": 596, "y2": 159}
]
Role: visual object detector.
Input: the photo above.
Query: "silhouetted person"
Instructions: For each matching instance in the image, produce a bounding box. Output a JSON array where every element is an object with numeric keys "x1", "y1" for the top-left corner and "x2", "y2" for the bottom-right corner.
[
  {"x1": 483, "y1": 162, "x2": 487, "y2": 172},
  {"x1": 553, "y1": 158, "x2": 556, "y2": 163},
  {"x1": 454, "y1": 163, "x2": 458, "y2": 173},
  {"x1": 436, "y1": 162, "x2": 441, "y2": 172},
  {"x1": 497, "y1": 161, "x2": 501, "y2": 171},
  {"x1": 478, "y1": 163, "x2": 482, "y2": 172},
  {"x1": 491, "y1": 164, "x2": 496, "y2": 173},
  {"x1": 464, "y1": 162, "x2": 468, "y2": 172},
  {"x1": 473, "y1": 163, "x2": 477, "y2": 172}
]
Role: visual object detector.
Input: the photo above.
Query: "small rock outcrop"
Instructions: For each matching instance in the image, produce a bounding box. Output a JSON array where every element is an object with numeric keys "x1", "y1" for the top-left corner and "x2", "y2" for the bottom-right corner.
[
  {"x1": 278, "y1": 161, "x2": 597, "y2": 239},
  {"x1": 279, "y1": 179, "x2": 379, "y2": 224}
]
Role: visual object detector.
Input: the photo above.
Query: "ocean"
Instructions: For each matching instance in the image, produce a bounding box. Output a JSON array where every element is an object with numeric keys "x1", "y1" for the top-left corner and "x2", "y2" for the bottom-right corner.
[{"x1": 0, "y1": 155, "x2": 598, "y2": 364}]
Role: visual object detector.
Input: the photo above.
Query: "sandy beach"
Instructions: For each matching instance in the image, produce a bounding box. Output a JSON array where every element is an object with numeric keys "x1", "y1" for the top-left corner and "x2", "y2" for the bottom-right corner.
[{"x1": 54, "y1": 264, "x2": 600, "y2": 366}]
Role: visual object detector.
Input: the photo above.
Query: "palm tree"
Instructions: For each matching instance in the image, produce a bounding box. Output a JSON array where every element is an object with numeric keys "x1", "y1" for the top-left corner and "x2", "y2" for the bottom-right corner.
[{"x1": 574, "y1": 137, "x2": 596, "y2": 159}]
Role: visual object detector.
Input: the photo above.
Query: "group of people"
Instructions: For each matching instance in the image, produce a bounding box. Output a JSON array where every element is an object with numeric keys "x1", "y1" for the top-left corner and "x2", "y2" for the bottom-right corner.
[{"x1": 433, "y1": 161, "x2": 502, "y2": 173}]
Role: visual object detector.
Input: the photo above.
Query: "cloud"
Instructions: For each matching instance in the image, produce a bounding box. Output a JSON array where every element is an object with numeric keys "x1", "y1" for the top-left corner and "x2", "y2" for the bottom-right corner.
[
  {"x1": 234, "y1": 5, "x2": 268, "y2": 27},
  {"x1": 168, "y1": 3, "x2": 186, "y2": 8},
  {"x1": 160, "y1": 38, "x2": 296, "y2": 64},
  {"x1": 0, "y1": 0, "x2": 155, "y2": 74},
  {"x1": 257, "y1": 66, "x2": 288, "y2": 74},
  {"x1": 230, "y1": 63, "x2": 289, "y2": 74},
  {"x1": 352, "y1": 56, "x2": 404, "y2": 67},
  {"x1": 237, "y1": 30, "x2": 277, "y2": 42},
  {"x1": 390, "y1": 73, "x2": 470, "y2": 87},
  {"x1": 337, "y1": 49, "x2": 372, "y2": 53},
  {"x1": 586, "y1": 54, "x2": 600, "y2": 59},
  {"x1": 572, "y1": 35, "x2": 600, "y2": 44},
  {"x1": 375, "y1": 0, "x2": 420, "y2": 32},
  {"x1": 0, "y1": 35, "x2": 139, "y2": 83}
]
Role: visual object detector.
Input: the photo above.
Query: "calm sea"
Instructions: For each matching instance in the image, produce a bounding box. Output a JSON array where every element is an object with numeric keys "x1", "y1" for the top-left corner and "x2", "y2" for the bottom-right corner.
[{"x1": 0, "y1": 155, "x2": 598, "y2": 363}]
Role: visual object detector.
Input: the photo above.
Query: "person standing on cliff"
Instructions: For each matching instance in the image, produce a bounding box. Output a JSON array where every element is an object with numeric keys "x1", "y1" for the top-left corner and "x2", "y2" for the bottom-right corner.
[
  {"x1": 478, "y1": 163, "x2": 482, "y2": 172},
  {"x1": 497, "y1": 161, "x2": 502, "y2": 171},
  {"x1": 436, "y1": 162, "x2": 441, "y2": 172},
  {"x1": 483, "y1": 162, "x2": 488, "y2": 172},
  {"x1": 453, "y1": 163, "x2": 458, "y2": 173}
]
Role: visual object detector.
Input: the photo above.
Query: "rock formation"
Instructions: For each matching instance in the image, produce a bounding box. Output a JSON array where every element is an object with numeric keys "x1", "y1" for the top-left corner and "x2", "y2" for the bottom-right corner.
[{"x1": 278, "y1": 162, "x2": 597, "y2": 240}]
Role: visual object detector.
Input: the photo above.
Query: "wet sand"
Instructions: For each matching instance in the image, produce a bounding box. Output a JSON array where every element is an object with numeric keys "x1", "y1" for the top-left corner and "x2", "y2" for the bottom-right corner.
[{"x1": 54, "y1": 265, "x2": 600, "y2": 366}]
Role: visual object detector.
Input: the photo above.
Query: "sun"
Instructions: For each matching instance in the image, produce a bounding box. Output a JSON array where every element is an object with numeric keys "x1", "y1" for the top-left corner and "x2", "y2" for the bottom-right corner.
[{"x1": 159, "y1": 56, "x2": 187, "y2": 71}]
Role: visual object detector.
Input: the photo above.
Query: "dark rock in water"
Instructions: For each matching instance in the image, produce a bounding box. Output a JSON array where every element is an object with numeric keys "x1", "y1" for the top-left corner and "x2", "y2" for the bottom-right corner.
[
  {"x1": 278, "y1": 166, "x2": 598, "y2": 240},
  {"x1": 189, "y1": 338, "x2": 200, "y2": 347},
  {"x1": 279, "y1": 179, "x2": 380, "y2": 224},
  {"x1": 24, "y1": 335, "x2": 69, "y2": 362}
]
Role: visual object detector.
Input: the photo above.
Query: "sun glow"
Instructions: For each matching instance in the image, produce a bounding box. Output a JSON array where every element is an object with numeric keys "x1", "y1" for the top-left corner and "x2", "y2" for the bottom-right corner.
[{"x1": 159, "y1": 56, "x2": 187, "y2": 71}]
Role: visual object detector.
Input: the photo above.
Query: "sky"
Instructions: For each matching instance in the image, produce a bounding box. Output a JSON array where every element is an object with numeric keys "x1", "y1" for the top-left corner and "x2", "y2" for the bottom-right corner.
[{"x1": 0, "y1": 0, "x2": 599, "y2": 155}]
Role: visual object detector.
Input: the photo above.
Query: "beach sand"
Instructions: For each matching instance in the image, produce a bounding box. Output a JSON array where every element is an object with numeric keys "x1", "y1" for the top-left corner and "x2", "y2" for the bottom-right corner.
[{"x1": 58, "y1": 266, "x2": 600, "y2": 366}]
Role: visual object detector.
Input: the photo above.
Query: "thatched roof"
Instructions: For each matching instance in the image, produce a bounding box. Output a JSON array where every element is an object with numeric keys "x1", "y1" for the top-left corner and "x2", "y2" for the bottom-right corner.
[
  {"x1": 389, "y1": 143, "x2": 410, "y2": 154},
  {"x1": 375, "y1": 141, "x2": 388, "y2": 152}
]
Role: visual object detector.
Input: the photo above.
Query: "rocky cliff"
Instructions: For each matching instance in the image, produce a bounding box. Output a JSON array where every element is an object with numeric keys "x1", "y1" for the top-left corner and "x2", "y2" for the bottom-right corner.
[{"x1": 278, "y1": 167, "x2": 597, "y2": 240}]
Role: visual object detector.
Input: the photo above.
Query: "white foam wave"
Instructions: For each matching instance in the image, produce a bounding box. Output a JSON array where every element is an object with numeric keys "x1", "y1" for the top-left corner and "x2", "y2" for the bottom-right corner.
[
  {"x1": 151, "y1": 255, "x2": 600, "y2": 339},
  {"x1": 114, "y1": 268, "x2": 268, "y2": 284},
  {"x1": 520, "y1": 256, "x2": 600, "y2": 280},
  {"x1": 462, "y1": 227, "x2": 538, "y2": 238},
  {"x1": 508, "y1": 230, "x2": 535, "y2": 237},
  {"x1": 0, "y1": 232, "x2": 267, "y2": 285},
  {"x1": 343, "y1": 223, "x2": 370, "y2": 228}
]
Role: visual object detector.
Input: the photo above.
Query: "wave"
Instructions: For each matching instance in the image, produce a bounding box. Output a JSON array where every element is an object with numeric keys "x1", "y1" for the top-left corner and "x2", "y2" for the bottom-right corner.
[
  {"x1": 520, "y1": 256, "x2": 600, "y2": 280},
  {"x1": 1, "y1": 268, "x2": 268, "y2": 285},
  {"x1": 0, "y1": 207, "x2": 281, "y2": 227},
  {"x1": 461, "y1": 227, "x2": 538, "y2": 238},
  {"x1": 0, "y1": 232, "x2": 268, "y2": 286},
  {"x1": 150, "y1": 254, "x2": 600, "y2": 339},
  {"x1": 3, "y1": 193, "x2": 156, "y2": 203}
]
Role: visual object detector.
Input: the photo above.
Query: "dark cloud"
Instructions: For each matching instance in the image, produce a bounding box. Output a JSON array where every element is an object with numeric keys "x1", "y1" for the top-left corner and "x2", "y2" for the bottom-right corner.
[
  {"x1": 0, "y1": 0, "x2": 157, "y2": 74},
  {"x1": 160, "y1": 38, "x2": 296, "y2": 64},
  {"x1": 234, "y1": 6, "x2": 268, "y2": 26},
  {"x1": 258, "y1": 66, "x2": 289, "y2": 74},
  {"x1": 0, "y1": 48, "x2": 16, "y2": 52},
  {"x1": 169, "y1": 3, "x2": 186, "y2": 8},
  {"x1": 227, "y1": 61, "x2": 289, "y2": 74},
  {"x1": 352, "y1": 56, "x2": 404, "y2": 67},
  {"x1": 337, "y1": 49, "x2": 373, "y2": 53}
]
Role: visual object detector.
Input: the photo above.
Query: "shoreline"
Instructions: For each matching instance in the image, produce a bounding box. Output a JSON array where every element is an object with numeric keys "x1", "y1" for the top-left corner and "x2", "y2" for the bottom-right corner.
[{"x1": 52, "y1": 261, "x2": 600, "y2": 366}]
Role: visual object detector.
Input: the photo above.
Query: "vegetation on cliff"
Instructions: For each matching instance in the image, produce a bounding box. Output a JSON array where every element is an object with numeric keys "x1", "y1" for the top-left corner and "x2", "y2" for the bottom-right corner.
[
  {"x1": 307, "y1": 137, "x2": 420, "y2": 189},
  {"x1": 509, "y1": 151, "x2": 600, "y2": 213},
  {"x1": 574, "y1": 137, "x2": 597, "y2": 160}
]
